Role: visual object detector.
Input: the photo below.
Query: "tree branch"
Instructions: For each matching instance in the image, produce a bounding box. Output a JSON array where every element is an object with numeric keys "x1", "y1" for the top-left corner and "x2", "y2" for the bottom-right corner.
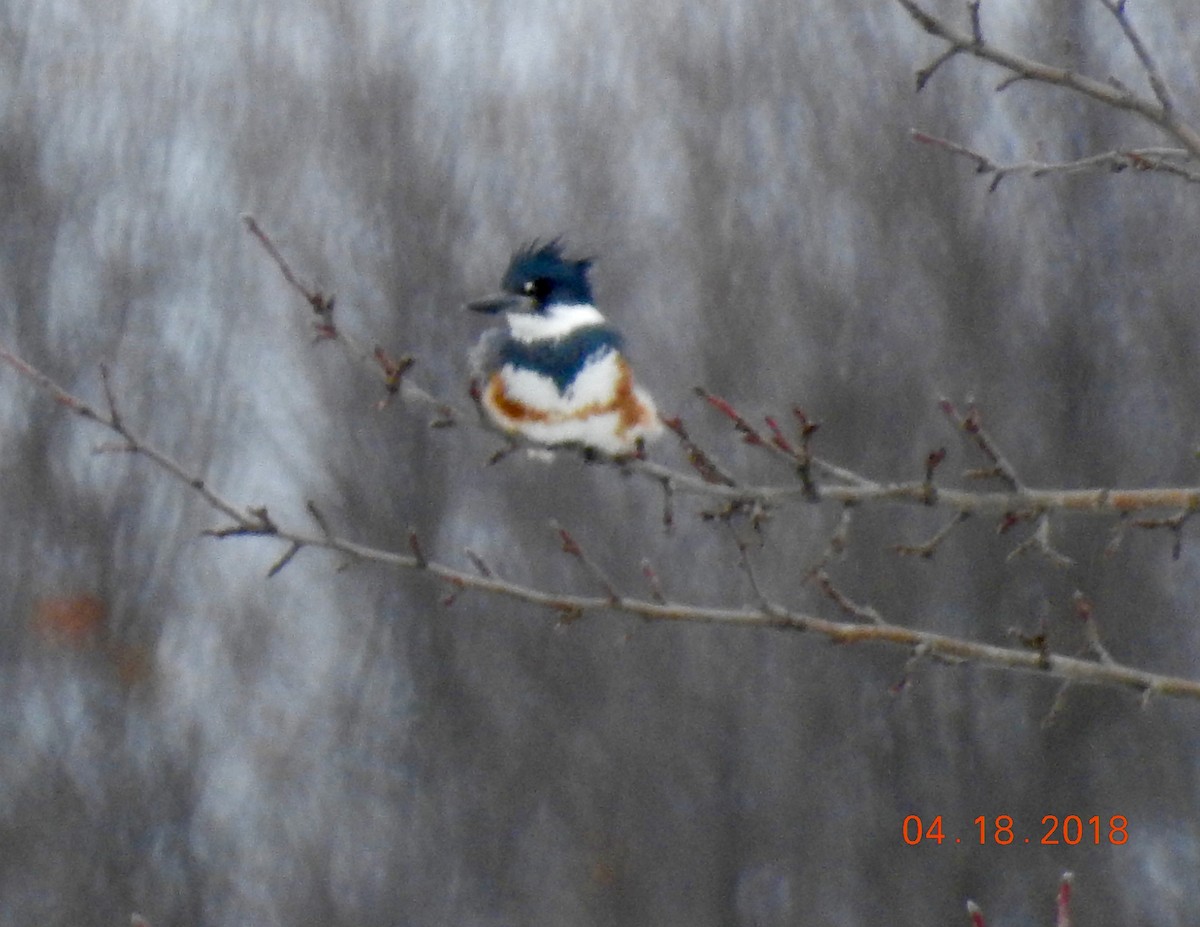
[
  {"x1": 241, "y1": 220, "x2": 1200, "y2": 535},
  {"x1": 897, "y1": 0, "x2": 1200, "y2": 177},
  {"x1": 912, "y1": 132, "x2": 1200, "y2": 188},
  {"x1": 1097, "y1": 0, "x2": 1173, "y2": 115},
  {"x1": 4, "y1": 341, "x2": 1200, "y2": 703},
  {"x1": 244, "y1": 214, "x2": 444, "y2": 418}
]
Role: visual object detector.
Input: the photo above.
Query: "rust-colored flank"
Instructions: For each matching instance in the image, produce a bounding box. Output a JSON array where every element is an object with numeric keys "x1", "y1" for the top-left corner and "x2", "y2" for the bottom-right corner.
[{"x1": 485, "y1": 357, "x2": 654, "y2": 440}]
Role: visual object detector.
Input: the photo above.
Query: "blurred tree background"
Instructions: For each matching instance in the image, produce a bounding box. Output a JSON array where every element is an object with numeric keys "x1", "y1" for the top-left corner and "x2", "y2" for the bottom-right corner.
[{"x1": 1, "y1": 0, "x2": 1198, "y2": 923}]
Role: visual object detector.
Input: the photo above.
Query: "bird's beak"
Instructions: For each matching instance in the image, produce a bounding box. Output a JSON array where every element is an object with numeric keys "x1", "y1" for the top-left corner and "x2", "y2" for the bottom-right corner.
[{"x1": 466, "y1": 293, "x2": 533, "y2": 314}]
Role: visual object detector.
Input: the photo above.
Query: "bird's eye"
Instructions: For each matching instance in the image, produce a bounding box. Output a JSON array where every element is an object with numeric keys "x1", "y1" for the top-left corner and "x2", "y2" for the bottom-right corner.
[{"x1": 523, "y1": 278, "x2": 552, "y2": 300}]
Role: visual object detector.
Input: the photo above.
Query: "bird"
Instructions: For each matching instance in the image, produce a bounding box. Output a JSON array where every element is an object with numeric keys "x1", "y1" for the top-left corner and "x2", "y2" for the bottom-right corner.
[{"x1": 467, "y1": 241, "x2": 662, "y2": 457}]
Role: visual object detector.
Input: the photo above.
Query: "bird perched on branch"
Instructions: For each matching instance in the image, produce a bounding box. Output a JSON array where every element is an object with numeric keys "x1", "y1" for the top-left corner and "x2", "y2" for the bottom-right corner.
[{"x1": 467, "y1": 241, "x2": 662, "y2": 457}]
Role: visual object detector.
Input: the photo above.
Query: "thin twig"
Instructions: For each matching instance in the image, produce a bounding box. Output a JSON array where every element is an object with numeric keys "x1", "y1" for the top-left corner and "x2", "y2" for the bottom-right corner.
[
  {"x1": 922, "y1": 447, "x2": 947, "y2": 504},
  {"x1": 1042, "y1": 678, "x2": 1074, "y2": 728},
  {"x1": 695, "y1": 388, "x2": 853, "y2": 497},
  {"x1": 1074, "y1": 592, "x2": 1116, "y2": 666},
  {"x1": 1133, "y1": 507, "x2": 1194, "y2": 560},
  {"x1": 894, "y1": 510, "x2": 971, "y2": 559},
  {"x1": 464, "y1": 548, "x2": 495, "y2": 578},
  {"x1": 267, "y1": 542, "x2": 302, "y2": 578},
  {"x1": 730, "y1": 525, "x2": 773, "y2": 611},
  {"x1": 307, "y1": 500, "x2": 334, "y2": 539},
  {"x1": 940, "y1": 398, "x2": 1023, "y2": 491},
  {"x1": 912, "y1": 131, "x2": 1200, "y2": 188},
  {"x1": 811, "y1": 568, "x2": 885, "y2": 625},
  {"x1": 640, "y1": 558, "x2": 668, "y2": 605},
  {"x1": 243, "y1": 214, "x2": 444, "y2": 416},
  {"x1": 1006, "y1": 514, "x2": 1074, "y2": 568},
  {"x1": 895, "y1": 0, "x2": 1200, "y2": 160},
  {"x1": 695, "y1": 387, "x2": 815, "y2": 481},
  {"x1": 242, "y1": 215, "x2": 328, "y2": 310},
  {"x1": 408, "y1": 528, "x2": 429, "y2": 569},
  {"x1": 916, "y1": 46, "x2": 961, "y2": 91},
  {"x1": 552, "y1": 521, "x2": 622, "y2": 605},
  {"x1": 0, "y1": 342, "x2": 266, "y2": 531},
  {"x1": 967, "y1": 0, "x2": 982, "y2": 46},
  {"x1": 660, "y1": 415, "x2": 738, "y2": 487},
  {"x1": 890, "y1": 641, "x2": 935, "y2": 694},
  {"x1": 1098, "y1": 0, "x2": 1172, "y2": 113},
  {"x1": 808, "y1": 503, "x2": 855, "y2": 575}
]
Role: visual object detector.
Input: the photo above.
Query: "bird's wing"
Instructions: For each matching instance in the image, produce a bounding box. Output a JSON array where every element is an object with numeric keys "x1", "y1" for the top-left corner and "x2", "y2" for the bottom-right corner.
[{"x1": 468, "y1": 327, "x2": 509, "y2": 379}]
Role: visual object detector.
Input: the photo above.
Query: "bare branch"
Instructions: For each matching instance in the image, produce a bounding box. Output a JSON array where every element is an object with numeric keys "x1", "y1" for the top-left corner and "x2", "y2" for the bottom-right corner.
[
  {"x1": 1006, "y1": 515, "x2": 1074, "y2": 568},
  {"x1": 1098, "y1": 0, "x2": 1173, "y2": 113},
  {"x1": 1042, "y1": 679, "x2": 1074, "y2": 728},
  {"x1": 1074, "y1": 592, "x2": 1116, "y2": 666},
  {"x1": 17, "y1": 332, "x2": 1200, "y2": 537},
  {"x1": 939, "y1": 400, "x2": 1073, "y2": 565},
  {"x1": 658, "y1": 474, "x2": 676, "y2": 530},
  {"x1": 1133, "y1": 507, "x2": 1193, "y2": 559},
  {"x1": 408, "y1": 528, "x2": 429, "y2": 569},
  {"x1": 968, "y1": 0, "x2": 983, "y2": 45},
  {"x1": 693, "y1": 389, "x2": 848, "y2": 499},
  {"x1": 895, "y1": 0, "x2": 1200, "y2": 161},
  {"x1": 916, "y1": 46, "x2": 962, "y2": 92},
  {"x1": 731, "y1": 526, "x2": 774, "y2": 611},
  {"x1": 810, "y1": 568, "x2": 885, "y2": 626},
  {"x1": 463, "y1": 548, "x2": 494, "y2": 579},
  {"x1": 552, "y1": 521, "x2": 621, "y2": 605},
  {"x1": 640, "y1": 558, "x2": 668, "y2": 605},
  {"x1": 940, "y1": 398, "x2": 1023, "y2": 491},
  {"x1": 267, "y1": 542, "x2": 303, "y2": 578},
  {"x1": 306, "y1": 500, "x2": 334, "y2": 539},
  {"x1": 245, "y1": 219, "x2": 1200, "y2": 530},
  {"x1": 890, "y1": 642, "x2": 933, "y2": 694},
  {"x1": 923, "y1": 446, "x2": 947, "y2": 501},
  {"x1": 660, "y1": 415, "x2": 739, "y2": 487},
  {"x1": 895, "y1": 510, "x2": 971, "y2": 559},
  {"x1": 633, "y1": 451, "x2": 1200, "y2": 519},
  {"x1": 913, "y1": 131, "x2": 1200, "y2": 187},
  {"x1": 695, "y1": 387, "x2": 816, "y2": 490},
  {"x1": 6, "y1": 342, "x2": 1199, "y2": 701},
  {"x1": 808, "y1": 503, "x2": 855, "y2": 575},
  {"x1": 243, "y1": 214, "x2": 448, "y2": 422},
  {"x1": 0, "y1": 342, "x2": 266, "y2": 531}
]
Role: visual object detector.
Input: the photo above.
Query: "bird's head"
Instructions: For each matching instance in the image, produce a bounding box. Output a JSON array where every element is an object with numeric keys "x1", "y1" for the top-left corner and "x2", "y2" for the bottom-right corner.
[{"x1": 467, "y1": 240, "x2": 594, "y2": 316}]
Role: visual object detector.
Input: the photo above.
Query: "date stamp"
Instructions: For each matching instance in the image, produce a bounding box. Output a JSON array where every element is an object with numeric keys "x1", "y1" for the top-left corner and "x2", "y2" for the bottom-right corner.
[{"x1": 903, "y1": 814, "x2": 1128, "y2": 846}]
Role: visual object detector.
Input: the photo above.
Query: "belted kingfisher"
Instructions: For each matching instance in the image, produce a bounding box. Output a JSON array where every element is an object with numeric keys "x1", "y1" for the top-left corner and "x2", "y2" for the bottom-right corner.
[{"x1": 467, "y1": 241, "x2": 662, "y2": 456}]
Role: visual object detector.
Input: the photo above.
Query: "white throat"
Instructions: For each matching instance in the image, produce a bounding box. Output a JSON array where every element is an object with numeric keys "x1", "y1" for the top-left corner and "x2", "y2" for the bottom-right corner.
[{"x1": 508, "y1": 303, "x2": 606, "y2": 343}]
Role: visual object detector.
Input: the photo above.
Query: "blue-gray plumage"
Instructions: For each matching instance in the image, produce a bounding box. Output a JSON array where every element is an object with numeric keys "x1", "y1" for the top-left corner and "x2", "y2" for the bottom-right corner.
[{"x1": 495, "y1": 325, "x2": 623, "y2": 393}]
